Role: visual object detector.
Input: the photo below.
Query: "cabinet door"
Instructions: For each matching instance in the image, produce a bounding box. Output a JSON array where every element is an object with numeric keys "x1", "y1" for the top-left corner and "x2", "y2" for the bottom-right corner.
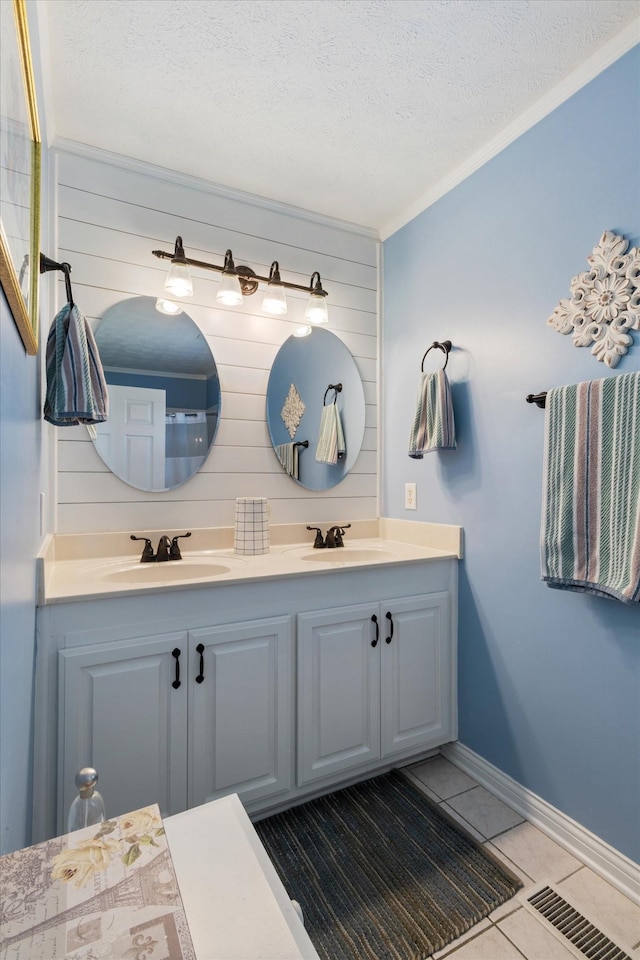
[
  {"x1": 298, "y1": 603, "x2": 381, "y2": 786},
  {"x1": 381, "y1": 592, "x2": 451, "y2": 757},
  {"x1": 189, "y1": 616, "x2": 292, "y2": 809},
  {"x1": 59, "y1": 632, "x2": 188, "y2": 831}
]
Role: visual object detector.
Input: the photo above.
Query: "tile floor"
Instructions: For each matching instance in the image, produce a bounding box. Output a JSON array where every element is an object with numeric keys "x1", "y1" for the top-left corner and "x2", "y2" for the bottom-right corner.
[{"x1": 403, "y1": 756, "x2": 640, "y2": 960}]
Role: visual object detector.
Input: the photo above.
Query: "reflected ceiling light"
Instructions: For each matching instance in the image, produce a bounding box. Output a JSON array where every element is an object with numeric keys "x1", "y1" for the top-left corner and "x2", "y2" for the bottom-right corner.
[
  {"x1": 262, "y1": 261, "x2": 288, "y2": 315},
  {"x1": 293, "y1": 324, "x2": 312, "y2": 337},
  {"x1": 163, "y1": 236, "x2": 193, "y2": 298},
  {"x1": 152, "y1": 237, "x2": 329, "y2": 327},
  {"x1": 155, "y1": 298, "x2": 183, "y2": 315}
]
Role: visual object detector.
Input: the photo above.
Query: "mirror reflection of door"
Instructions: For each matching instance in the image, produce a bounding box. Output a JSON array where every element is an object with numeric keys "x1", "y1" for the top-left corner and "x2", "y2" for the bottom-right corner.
[
  {"x1": 91, "y1": 297, "x2": 221, "y2": 492},
  {"x1": 94, "y1": 384, "x2": 166, "y2": 491}
]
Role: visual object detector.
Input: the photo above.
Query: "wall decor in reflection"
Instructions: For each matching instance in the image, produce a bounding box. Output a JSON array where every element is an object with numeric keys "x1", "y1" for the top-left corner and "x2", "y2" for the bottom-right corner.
[
  {"x1": 91, "y1": 296, "x2": 220, "y2": 492},
  {"x1": 266, "y1": 328, "x2": 366, "y2": 491}
]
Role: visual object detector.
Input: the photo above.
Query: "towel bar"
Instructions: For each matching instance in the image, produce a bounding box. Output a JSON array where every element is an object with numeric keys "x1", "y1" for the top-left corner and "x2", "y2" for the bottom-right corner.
[
  {"x1": 526, "y1": 392, "x2": 547, "y2": 409},
  {"x1": 294, "y1": 440, "x2": 309, "y2": 449},
  {"x1": 421, "y1": 340, "x2": 452, "y2": 371}
]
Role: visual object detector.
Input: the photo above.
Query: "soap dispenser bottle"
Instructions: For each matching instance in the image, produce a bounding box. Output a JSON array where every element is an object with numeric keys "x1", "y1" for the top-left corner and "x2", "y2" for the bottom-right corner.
[{"x1": 67, "y1": 767, "x2": 106, "y2": 834}]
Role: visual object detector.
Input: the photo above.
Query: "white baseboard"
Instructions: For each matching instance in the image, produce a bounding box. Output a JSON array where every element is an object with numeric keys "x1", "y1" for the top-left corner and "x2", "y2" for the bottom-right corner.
[{"x1": 441, "y1": 742, "x2": 640, "y2": 906}]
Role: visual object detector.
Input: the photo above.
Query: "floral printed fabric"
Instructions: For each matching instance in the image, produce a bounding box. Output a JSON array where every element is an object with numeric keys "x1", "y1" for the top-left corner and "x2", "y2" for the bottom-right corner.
[{"x1": 0, "y1": 805, "x2": 196, "y2": 959}]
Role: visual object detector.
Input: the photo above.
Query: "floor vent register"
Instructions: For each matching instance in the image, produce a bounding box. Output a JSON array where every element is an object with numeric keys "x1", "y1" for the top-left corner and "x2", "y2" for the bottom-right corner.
[{"x1": 522, "y1": 883, "x2": 633, "y2": 960}]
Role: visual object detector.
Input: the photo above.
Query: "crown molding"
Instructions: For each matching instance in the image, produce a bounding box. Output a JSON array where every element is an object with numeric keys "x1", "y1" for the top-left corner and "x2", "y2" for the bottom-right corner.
[
  {"x1": 381, "y1": 22, "x2": 640, "y2": 241},
  {"x1": 50, "y1": 137, "x2": 378, "y2": 241}
]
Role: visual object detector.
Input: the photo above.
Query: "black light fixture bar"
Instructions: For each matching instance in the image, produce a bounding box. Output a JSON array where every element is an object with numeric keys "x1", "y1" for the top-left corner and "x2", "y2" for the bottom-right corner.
[{"x1": 152, "y1": 240, "x2": 325, "y2": 296}]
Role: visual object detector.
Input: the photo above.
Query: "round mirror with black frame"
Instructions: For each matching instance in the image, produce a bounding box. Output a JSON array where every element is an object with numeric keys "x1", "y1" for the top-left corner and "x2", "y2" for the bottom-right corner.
[
  {"x1": 91, "y1": 296, "x2": 220, "y2": 492},
  {"x1": 266, "y1": 327, "x2": 366, "y2": 491}
]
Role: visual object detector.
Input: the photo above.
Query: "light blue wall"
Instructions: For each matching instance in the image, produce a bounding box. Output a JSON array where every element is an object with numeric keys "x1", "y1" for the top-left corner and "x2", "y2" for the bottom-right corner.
[
  {"x1": 382, "y1": 47, "x2": 640, "y2": 861},
  {"x1": 0, "y1": 4, "x2": 50, "y2": 855},
  {"x1": 0, "y1": 298, "x2": 43, "y2": 854}
]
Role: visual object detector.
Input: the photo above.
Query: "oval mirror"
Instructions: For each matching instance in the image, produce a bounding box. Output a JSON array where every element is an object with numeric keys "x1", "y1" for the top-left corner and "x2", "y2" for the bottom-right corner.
[
  {"x1": 266, "y1": 328, "x2": 365, "y2": 490},
  {"x1": 91, "y1": 296, "x2": 220, "y2": 492}
]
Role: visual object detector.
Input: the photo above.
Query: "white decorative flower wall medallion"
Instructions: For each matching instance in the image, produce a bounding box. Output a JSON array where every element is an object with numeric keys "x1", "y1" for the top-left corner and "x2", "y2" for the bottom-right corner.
[{"x1": 547, "y1": 231, "x2": 640, "y2": 367}]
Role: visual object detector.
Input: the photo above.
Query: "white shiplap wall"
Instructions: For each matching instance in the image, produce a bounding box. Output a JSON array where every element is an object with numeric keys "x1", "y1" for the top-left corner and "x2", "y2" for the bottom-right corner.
[{"x1": 53, "y1": 147, "x2": 378, "y2": 534}]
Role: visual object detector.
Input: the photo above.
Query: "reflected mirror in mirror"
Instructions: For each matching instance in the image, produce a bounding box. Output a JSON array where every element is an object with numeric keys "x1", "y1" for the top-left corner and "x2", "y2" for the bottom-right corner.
[
  {"x1": 266, "y1": 328, "x2": 366, "y2": 491},
  {"x1": 91, "y1": 296, "x2": 220, "y2": 492}
]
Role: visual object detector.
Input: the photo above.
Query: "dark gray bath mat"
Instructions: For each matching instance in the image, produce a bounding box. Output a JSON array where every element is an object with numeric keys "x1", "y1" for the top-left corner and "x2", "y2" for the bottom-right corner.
[{"x1": 255, "y1": 770, "x2": 522, "y2": 960}]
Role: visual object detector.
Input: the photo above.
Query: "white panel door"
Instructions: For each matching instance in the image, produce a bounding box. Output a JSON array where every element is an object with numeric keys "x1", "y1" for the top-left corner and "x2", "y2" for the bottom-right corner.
[
  {"x1": 59, "y1": 632, "x2": 189, "y2": 831},
  {"x1": 297, "y1": 603, "x2": 381, "y2": 786},
  {"x1": 189, "y1": 617, "x2": 293, "y2": 808},
  {"x1": 94, "y1": 383, "x2": 166, "y2": 490},
  {"x1": 380, "y1": 593, "x2": 451, "y2": 757}
]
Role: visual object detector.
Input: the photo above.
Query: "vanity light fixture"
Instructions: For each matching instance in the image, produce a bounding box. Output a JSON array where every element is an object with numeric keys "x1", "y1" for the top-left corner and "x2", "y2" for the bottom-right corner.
[
  {"x1": 162, "y1": 237, "x2": 193, "y2": 298},
  {"x1": 262, "y1": 261, "x2": 287, "y2": 315},
  {"x1": 216, "y1": 249, "x2": 244, "y2": 307},
  {"x1": 304, "y1": 272, "x2": 329, "y2": 325},
  {"x1": 152, "y1": 236, "x2": 329, "y2": 332}
]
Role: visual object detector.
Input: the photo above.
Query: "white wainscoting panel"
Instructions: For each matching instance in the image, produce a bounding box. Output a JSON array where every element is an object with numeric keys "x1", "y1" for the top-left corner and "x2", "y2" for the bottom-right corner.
[{"x1": 53, "y1": 147, "x2": 378, "y2": 533}]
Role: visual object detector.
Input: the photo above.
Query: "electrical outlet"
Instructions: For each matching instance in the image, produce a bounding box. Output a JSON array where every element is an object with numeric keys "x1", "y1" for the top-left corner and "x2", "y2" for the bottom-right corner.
[{"x1": 405, "y1": 482, "x2": 417, "y2": 510}]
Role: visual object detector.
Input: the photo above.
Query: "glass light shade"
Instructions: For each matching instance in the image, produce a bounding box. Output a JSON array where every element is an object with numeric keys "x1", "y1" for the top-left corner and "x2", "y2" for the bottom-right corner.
[
  {"x1": 293, "y1": 324, "x2": 312, "y2": 337},
  {"x1": 304, "y1": 293, "x2": 329, "y2": 324},
  {"x1": 164, "y1": 262, "x2": 193, "y2": 298},
  {"x1": 262, "y1": 284, "x2": 287, "y2": 315},
  {"x1": 217, "y1": 271, "x2": 243, "y2": 306},
  {"x1": 155, "y1": 298, "x2": 183, "y2": 315}
]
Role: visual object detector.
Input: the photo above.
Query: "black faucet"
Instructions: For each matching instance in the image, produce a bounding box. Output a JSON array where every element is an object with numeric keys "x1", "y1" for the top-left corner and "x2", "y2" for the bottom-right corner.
[
  {"x1": 169, "y1": 532, "x2": 191, "y2": 559},
  {"x1": 306, "y1": 526, "x2": 326, "y2": 548},
  {"x1": 131, "y1": 535, "x2": 155, "y2": 562},
  {"x1": 131, "y1": 532, "x2": 192, "y2": 562},
  {"x1": 325, "y1": 523, "x2": 351, "y2": 548},
  {"x1": 156, "y1": 536, "x2": 172, "y2": 561}
]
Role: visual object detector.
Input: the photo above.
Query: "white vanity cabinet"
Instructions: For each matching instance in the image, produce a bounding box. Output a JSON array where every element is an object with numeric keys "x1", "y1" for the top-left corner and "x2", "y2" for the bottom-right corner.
[
  {"x1": 35, "y1": 552, "x2": 458, "y2": 842},
  {"x1": 59, "y1": 631, "x2": 190, "y2": 824},
  {"x1": 57, "y1": 616, "x2": 293, "y2": 830},
  {"x1": 188, "y1": 618, "x2": 292, "y2": 810},
  {"x1": 297, "y1": 592, "x2": 452, "y2": 786}
]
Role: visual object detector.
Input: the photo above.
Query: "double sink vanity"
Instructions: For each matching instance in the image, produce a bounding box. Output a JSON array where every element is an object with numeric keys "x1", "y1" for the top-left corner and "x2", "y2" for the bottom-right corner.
[{"x1": 34, "y1": 518, "x2": 462, "y2": 850}]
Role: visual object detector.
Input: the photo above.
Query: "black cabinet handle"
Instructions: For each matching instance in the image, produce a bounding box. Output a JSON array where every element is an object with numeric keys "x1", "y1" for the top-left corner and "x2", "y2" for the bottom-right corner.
[
  {"x1": 385, "y1": 611, "x2": 394, "y2": 644},
  {"x1": 371, "y1": 614, "x2": 379, "y2": 647},
  {"x1": 196, "y1": 643, "x2": 205, "y2": 683},
  {"x1": 171, "y1": 648, "x2": 181, "y2": 689}
]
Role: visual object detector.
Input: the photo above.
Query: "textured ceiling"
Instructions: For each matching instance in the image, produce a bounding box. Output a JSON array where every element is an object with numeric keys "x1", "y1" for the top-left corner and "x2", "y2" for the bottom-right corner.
[
  {"x1": 93, "y1": 298, "x2": 215, "y2": 376},
  {"x1": 44, "y1": 0, "x2": 638, "y2": 232}
]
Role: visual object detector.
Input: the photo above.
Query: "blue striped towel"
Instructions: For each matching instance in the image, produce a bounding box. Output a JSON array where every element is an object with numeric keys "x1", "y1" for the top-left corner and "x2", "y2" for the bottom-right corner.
[
  {"x1": 315, "y1": 403, "x2": 346, "y2": 465},
  {"x1": 541, "y1": 371, "x2": 640, "y2": 604},
  {"x1": 275, "y1": 442, "x2": 299, "y2": 480},
  {"x1": 408, "y1": 368, "x2": 456, "y2": 457},
  {"x1": 44, "y1": 302, "x2": 109, "y2": 427}
]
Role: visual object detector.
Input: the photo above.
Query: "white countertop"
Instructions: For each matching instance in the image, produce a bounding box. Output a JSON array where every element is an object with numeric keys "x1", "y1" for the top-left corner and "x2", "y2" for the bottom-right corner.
[
  {"x1": 38, "y1": 519, "x2": 463, "y2": 605},
  {"x1": 164, "y1": 794, "x2": 319, "y2": 960}
]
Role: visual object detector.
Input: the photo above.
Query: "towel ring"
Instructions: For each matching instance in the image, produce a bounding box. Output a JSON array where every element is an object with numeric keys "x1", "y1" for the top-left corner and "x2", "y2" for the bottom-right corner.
[
  {"x1": 421, "y1": 340, "x2": 452, "y2": 372},
  {"x1": 323, "y1": 382, "x2": 343, "y2": 405}
]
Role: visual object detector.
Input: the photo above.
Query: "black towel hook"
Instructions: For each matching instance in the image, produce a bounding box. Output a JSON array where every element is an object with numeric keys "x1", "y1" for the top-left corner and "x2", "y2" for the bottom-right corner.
[
  {"x1": 294, "y1": 440, "x2": 309, "y2": 449},
  {"x1": 421, "y1": 340, "x2": 452, "y2": 372},
  {"x1": 323, "y1": 382, "x2": 343, "y2": 405},
  {"x1": 40, "y1": 253, "x2": 75, "y2": 307}
]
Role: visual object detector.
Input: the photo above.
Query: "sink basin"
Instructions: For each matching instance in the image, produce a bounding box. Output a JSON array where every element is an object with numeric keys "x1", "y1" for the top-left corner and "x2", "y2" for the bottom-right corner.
[
  {"x1": 100, "y1": 560, "x2": 233, "y2": 584},
  {"x1": 299, "y1": 548, "x2": 398, "y2": 564}
]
